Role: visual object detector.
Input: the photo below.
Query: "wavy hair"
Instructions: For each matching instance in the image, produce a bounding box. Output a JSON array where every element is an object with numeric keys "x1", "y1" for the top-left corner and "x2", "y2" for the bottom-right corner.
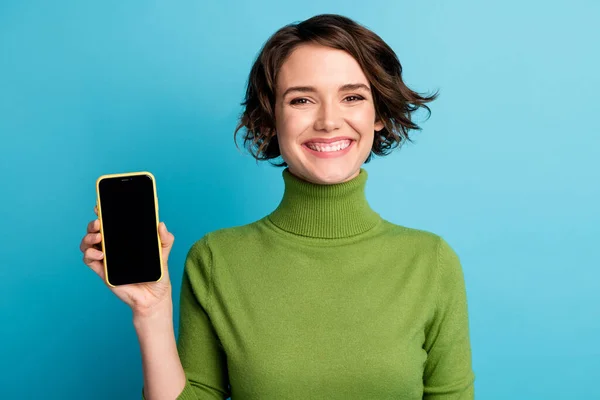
[{"x1": 234, "y1": 14, "x2": 439, "y2": 167}]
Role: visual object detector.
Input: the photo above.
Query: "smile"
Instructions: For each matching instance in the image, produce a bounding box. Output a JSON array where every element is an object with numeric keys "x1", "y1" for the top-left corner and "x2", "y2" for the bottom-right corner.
[
  {"x1": 302, "y1": 139, "x2": 355, "y2": 158},
  {"x1": 305, "y1": 139, "x2": 352, "y2": 152}
]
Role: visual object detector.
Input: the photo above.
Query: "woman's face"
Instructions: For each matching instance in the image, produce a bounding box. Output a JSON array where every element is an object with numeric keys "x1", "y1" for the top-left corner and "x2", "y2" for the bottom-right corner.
[{"x1": 274, "y1": 43, "x2": 384, "y2": 185}]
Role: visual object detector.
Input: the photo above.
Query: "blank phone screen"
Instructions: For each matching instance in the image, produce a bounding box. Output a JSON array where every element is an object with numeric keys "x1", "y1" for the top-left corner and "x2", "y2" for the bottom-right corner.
[{"x1": 98, "y1": 174, "x2": 162, "y2": 286}]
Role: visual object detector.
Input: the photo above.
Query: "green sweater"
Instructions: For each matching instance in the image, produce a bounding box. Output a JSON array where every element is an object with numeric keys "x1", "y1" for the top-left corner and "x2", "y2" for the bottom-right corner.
[{"x1": 143, "y1": 168, "x2": 475, "y2": 399}]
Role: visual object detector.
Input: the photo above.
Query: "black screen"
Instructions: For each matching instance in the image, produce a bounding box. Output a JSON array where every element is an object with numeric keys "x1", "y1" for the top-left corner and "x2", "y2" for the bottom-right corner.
[{"x1": 98, "y1": 174, "x2": 162, "y2": 286}]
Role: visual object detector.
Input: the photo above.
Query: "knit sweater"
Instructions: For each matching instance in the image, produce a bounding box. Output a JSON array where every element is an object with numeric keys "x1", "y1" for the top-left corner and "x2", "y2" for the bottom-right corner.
[{"x1": 142, "y1": 167, "x2": 475, "y2": 399}]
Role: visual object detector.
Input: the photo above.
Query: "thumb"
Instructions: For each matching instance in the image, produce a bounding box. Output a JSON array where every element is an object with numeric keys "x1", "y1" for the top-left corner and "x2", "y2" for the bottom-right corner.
[{"x1": 158, "y1": 222, "x2": 175, "y2": 259}]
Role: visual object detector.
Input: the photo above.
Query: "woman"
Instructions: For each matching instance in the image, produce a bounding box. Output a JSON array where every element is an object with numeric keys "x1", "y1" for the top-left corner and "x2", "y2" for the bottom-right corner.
[{"x1": 81, "y1": 14, "x2": 475, "y2": 399}]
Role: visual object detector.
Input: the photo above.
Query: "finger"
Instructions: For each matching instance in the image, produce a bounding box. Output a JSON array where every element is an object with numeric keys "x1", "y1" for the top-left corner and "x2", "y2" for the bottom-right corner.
[
  {"x1": 85, "y1": 259, "x2": 106, "y2": 280},
  {"x1": 87, "y1": 219, "x2": 100, "y2": 234},
  {"x1": 83, "y1": 247, "x2": 104, "y2": 263},
  {"x1": 158, "y1": 222, "x2": 175, "y2": 261},
  {"x1": 158, "y1": 222, "x2": 174, "y2": 247},
  {"x1": 80, "y1": 232, "x2": 102, "y2": 252},
  {"x1": 83, "y1": 248, "x2": 105, "y2": 278}
]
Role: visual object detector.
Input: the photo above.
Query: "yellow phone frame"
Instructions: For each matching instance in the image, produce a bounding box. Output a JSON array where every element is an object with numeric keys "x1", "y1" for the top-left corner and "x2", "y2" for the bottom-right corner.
[{"x1": 95, "y1": 171, "x2": 164, "y2": 287}]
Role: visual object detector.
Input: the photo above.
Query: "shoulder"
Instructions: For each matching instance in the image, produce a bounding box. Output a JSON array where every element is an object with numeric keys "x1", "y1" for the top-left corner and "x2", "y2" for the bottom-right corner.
[
  {"x1": 377, "y1": 220, "x2": 463, "y2": 274},
  {"x1": 182, "y1": 221, "x2": 263, "y2": 287},
  {"x1": 379, "y1": 221, "x2": 466, "y2": 298},
  {"x1": 187, "y1": 218, "x2": 265, "y2": 255},
  {"x1": 379, "y1": 219, "x2": 446, "y2": 252}
]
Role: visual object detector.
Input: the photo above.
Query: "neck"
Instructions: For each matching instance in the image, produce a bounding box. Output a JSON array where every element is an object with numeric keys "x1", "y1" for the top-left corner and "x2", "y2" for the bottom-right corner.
[{"x1": 267, "y1": 167, "x2": 381, "y2": 239}]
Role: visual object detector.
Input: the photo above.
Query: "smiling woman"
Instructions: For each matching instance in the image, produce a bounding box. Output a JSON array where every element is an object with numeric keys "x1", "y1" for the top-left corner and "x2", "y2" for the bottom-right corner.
[
  {"x1": 127, "y1": 13, "x2": 475, "y2": 400},
  {"x1": 234, "y1": 13, "x2": 439, "y2": 184}
]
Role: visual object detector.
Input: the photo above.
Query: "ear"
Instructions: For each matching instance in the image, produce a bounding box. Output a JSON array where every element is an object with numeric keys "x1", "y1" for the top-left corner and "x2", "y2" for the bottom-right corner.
[{"x1": 374, "y1": 118, "x2": 385, "y2": 132}]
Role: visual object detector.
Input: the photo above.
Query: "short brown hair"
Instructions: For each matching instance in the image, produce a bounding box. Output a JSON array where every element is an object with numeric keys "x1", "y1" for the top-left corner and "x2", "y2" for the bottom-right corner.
[{"x1": 234, "y1": 14, "x2": 439, "y2": 167}]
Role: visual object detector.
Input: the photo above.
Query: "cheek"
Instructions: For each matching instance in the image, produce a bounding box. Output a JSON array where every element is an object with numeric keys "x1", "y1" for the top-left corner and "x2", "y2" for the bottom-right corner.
[
  {"x1": 275, "y1": 110, "x2": 307, "y2": 159},
  {"x1": 276, "y1": 109, "x2": 313, "y2": 147},
  {"x1": 346, "y1": 106, "x2": 377, "y2": 140},
  {"x1": 279, "y1": 109, "x2": 313, "y2": 133},
  {"x1": 349, "y1": 106, "x2": 376, "y2": 126}
]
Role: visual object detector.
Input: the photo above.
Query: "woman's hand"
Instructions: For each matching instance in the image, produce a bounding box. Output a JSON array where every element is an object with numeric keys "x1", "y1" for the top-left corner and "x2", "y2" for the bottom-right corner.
[{"x1": 80, "y1": 205, "x2": 175, "y2": 318}]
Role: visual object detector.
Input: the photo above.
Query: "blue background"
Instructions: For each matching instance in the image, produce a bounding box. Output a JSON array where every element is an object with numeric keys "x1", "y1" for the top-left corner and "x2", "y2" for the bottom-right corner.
[{"x1": 1, "y1": 1, "x2": 598, "y2": 399}]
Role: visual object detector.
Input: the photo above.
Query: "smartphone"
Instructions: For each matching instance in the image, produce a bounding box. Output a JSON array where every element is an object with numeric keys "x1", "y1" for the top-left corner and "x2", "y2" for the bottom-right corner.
[{"x1": 95, "y1": 171, "x2": 163, "y2": 287}]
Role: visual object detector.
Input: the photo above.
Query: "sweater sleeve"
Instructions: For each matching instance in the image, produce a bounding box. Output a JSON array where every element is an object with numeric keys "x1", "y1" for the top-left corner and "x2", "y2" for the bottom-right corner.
[
  {"x1": 422, "y1": 237, "x2": 475, "y2": 399},
  {"x1": 142, "y1": 235, "x2": 230, "y2": 400},
  {"x1": 177, "y1": 236, "x2": 231, "y2": 399}
]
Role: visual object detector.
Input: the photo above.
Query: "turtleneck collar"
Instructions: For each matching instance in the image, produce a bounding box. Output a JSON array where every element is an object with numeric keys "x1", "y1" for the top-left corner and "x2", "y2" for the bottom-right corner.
[{"x1": 267, "y1": 168, "x2": 381, "y2": 239}]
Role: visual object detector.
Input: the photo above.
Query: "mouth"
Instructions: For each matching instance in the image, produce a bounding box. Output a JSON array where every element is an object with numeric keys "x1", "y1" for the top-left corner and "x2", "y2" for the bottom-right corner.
[
  {"x1": 303, "y1": 139, "x2": 354, "y2": 153},
  {"x1": 302, "y1": 139, "x2": 355, "y2": 158}
]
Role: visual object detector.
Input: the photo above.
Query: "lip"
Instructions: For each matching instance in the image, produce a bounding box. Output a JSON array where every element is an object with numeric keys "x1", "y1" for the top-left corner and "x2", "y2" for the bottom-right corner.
[
  {"x1": 302, "y1": 136, "x2": 355, "y2": 145},
  {"x1": 302, "y1": 139, "x2": 355, "y2": 159}
]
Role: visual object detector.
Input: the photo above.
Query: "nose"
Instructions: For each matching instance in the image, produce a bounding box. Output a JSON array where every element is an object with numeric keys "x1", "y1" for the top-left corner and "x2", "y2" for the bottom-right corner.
[{"x1": 313, "y1": 100, "x2": 342, "y2": 132}]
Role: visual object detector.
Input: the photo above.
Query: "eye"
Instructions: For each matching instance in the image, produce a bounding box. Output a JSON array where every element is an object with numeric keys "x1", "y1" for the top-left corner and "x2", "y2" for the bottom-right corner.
[
  {"x1": 344, "y1": 95, "x2": 365, "y2": 102},
  {"x1": 290, "y1": 98, "x2": 310, "y2": 105}
]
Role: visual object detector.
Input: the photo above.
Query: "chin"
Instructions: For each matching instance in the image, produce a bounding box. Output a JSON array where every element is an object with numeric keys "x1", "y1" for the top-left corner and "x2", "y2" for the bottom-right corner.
[{"x1": 299, "y1": 166, "x2": 359, "y2": 185}]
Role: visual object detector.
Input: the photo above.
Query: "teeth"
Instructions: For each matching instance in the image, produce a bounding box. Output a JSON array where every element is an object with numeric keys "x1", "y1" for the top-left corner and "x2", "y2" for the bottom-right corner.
[{"x1": 306, "y1": 140, "x2": 351, "y2": 152}]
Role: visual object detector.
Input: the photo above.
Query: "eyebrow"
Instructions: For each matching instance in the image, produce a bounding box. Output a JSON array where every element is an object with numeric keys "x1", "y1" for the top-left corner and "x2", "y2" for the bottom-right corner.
[{"x1": 281, "y1": 83, "x2": 371, "y2": 98}]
